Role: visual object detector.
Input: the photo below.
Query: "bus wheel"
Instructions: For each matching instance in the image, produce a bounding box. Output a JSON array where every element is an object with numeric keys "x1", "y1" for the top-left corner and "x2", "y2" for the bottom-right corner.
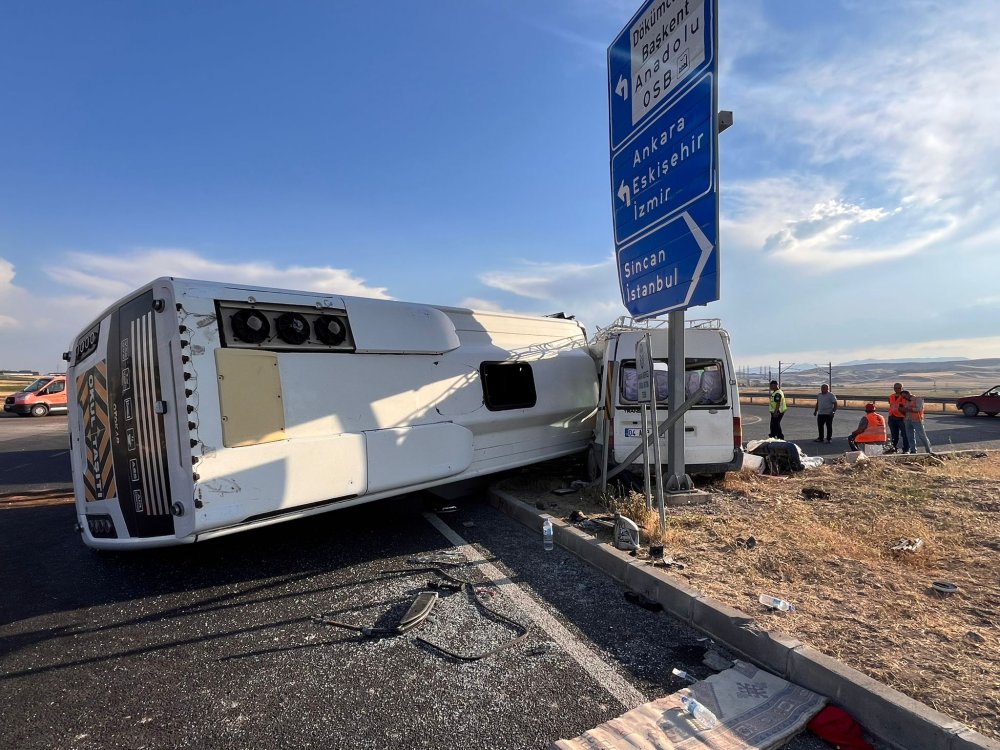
[{"x1": 586, "y1": 444, "x2": 603, "y2": 482}]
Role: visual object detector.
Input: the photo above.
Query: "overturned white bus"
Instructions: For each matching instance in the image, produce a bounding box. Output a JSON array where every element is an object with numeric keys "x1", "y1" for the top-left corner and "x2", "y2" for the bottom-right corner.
[{"x1": 66, "y1": 278, "x2": 599, "y2": 549}]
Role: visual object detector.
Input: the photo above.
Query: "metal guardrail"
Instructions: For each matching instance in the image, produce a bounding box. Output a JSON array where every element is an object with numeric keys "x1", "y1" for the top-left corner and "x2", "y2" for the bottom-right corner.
[{"x1": 740, "y1": 391, "x2": 959, "y2": 413}]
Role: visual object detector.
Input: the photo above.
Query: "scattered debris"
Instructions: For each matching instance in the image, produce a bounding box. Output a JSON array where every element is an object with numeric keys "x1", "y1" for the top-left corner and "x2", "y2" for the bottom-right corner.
[
  {"x1": 660, "y1": 556, "x2": 686, "y2": 570},
  {"x1": 551, "y1": 487, "x2": 577, "y2": 496},
  {"x1": 702, "y1": 649, "x2": 734, "y2": 671},
  {"x1": 735, "y1": 536, "x2": 757, "y2": 550},
  {"x1": 613, "y1": 514, "x2": 640, "y2": 551},
  {"x1": 315, "y1": 562, "x2": 528, "y2": 661},
  {"x1": 807, "y1": 705, "x2": 875, "y2": 750},
  {"x1": 624, "y1": 591, "x2": 663, "y2": 612},
  {"x1": 758, "y1": 594, "x2": 796, "y2": 612},
  {"x1": 569, "y1": 480, "x2": 590, "y2": 489},
  {"x1": 648, "y1": 544, "x2": 665, "y2": 560},
  {"x1": 436, "y1": 505, "x2": 458, "y2": 514},
  {"x1": 890, "y1": 537, "x2": 924, "y2": 554},
  {"x1": 931, "y1": 580, "x2": 959, "y2": 596},
  {"x1": 801, "y1": 487, "x2": 831, "y2": 500},
  {"x1": 671, "y1": 667, "x2": 697, "y2": 684},
  {"x1": 569, "y1": 510, "x2": 587, "y2": 523},
  {"x1": 535, "y1": 501, "x2": 547, "y2": 510},
  {"x1": 461, "y1": 520, "x2": 475, "y2": 528},
  {"x1": 527, "y1": 641, "x2": 557, "y2": 657}
]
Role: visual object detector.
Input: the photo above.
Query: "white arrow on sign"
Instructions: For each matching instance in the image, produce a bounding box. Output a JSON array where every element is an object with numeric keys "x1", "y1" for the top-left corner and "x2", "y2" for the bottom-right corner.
[
  {"x1": 616, "y1": 75, "x2": 629, "y2": 100},
  {"x1": 681, "y1": 210, "x2": 715, "y2": 307},
  {"x1": 617, "y1": 181, "x2": 631, "y2": 207}
]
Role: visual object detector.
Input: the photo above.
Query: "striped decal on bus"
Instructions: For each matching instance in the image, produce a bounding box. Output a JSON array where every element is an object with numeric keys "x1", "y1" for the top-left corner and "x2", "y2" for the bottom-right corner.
[{"x1": 131, "y1": 312, "x2": 170, "y2": 517}]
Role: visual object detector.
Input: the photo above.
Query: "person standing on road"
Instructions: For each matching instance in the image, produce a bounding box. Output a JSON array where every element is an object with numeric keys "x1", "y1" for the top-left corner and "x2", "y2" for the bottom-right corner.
[
  {"x1": 768, "y1": 380, "x2": 787, "y2": 440},
  {"x1": 848, "y1": 403, "x2": 887, "y2": 452},
  {"x1": 887, "y1": 382, "x2": 910, "y2": 454},
  {"x1": 901, "y1": 390, "x2": 934, "y2": 455},
  {"x1": 813, "y1": 384, "x2": 837, "y2": 443}
]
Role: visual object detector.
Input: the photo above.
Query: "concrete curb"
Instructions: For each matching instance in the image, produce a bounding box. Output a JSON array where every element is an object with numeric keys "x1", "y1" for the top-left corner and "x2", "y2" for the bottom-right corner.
[{"x1": 488, "y1": 488, "x2": 1000, "y2": 750}]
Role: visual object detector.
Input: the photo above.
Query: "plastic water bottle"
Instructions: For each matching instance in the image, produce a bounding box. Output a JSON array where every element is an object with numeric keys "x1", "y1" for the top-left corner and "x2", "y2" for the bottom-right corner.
[
  {"x1": 758, "y1": 594, "x2": 795, "y2": 612},
  {"x1": 542, "y1": 517, "x2": 554, "y2": 551},
  {"x1": 680, "y1": 695, "x2": 718, "y2": 729}
]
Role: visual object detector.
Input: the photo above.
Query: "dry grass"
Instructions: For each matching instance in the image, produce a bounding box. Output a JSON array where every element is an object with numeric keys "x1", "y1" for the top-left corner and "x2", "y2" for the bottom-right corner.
[{"x1": 500, "y1": 453, "x2": 1000, "y2": 740}]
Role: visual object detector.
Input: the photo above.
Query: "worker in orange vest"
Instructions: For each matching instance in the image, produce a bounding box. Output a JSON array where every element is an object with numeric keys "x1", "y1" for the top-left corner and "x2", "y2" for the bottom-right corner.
[
  {"x1": 901, "y1": 390, "x2": 934, "y2": 455},
  {"x1": 886, "y1": 382, "x2": 909, "y2": 454},
  {"x1": 848, "y1": 403, "x2": 887, "y2": 452}
]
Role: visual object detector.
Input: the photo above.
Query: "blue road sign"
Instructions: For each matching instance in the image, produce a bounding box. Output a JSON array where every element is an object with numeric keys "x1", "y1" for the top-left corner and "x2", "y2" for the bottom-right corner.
[
  {"x1": 608, "y1": 0, "x2": 719, "y2": 320},
  {"x1": 611, "y1": 73, "x2": 713, "y2": 248},
  {"x1": 617, "y1": 191, "x2": 718, "y2": 317}
]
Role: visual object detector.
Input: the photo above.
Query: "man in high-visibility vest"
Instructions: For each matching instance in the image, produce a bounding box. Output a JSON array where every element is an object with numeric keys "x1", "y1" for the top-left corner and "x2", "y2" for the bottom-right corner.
[
  {"x1": 901, "y1": 390, "x2": 934, "y2": 455},
  {"x1": 768, "y1": 380, "x2": 787, "y2": 439},
  {"x1": 886, "y1": 382, "x2": 910, "y2": 454},
  {"x1": 849, "y1": 403, "x2": 887, "y2": 451}
]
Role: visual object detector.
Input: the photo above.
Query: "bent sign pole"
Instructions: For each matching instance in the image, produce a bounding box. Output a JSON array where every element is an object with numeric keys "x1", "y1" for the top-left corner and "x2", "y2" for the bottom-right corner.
[{"x1": 609, "y1": 0, "x2": 720, "y2": 493}]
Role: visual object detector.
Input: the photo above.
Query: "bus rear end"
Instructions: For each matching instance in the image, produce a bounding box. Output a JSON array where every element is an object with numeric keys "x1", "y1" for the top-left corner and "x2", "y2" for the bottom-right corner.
[{"x1": 67, "y1": 282, "x2": 192, "y2": 549}]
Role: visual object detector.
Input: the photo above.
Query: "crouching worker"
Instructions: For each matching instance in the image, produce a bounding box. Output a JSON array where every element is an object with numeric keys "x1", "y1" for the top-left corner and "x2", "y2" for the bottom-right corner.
[{"x1": 849, "y1": 403, "x2": 887, "y2": 452}]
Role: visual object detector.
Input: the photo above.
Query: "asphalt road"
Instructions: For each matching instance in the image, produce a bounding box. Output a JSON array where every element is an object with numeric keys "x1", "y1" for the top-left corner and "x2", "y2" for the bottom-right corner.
[
  {"x1": 0, "y1": 488, "x2": 837, "y2": 750},
  {"x1": 740, "y1": 403, "x2": 1000, "y2": 457},
  {"x1": 0, "y1": 411, "x2": 934, "y2": 749},
  {"x1": 0, "y1": 412, "x2": 71, "y2": 495}
]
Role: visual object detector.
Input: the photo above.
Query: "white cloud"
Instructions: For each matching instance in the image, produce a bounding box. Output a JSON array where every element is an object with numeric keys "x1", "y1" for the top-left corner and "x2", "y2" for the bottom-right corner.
[
  {"x1": 477, "y1": 253, "x2": 628, "y2": 333},
  {"x1": 721, "y1": 1, "x2": 1000, "y2": 272},
  {"x1": 47, "y1": 249, "x2": 391, "y2": 301},
  {"x1": 457, "y1": 297, "x2": 520, "y2": 314},
  {"x1": 970, "y1": 296, "x2": 1000, "y2": 309},
  {"x1": 0, "y1": 250, "x2": 391, "y2": 371}
]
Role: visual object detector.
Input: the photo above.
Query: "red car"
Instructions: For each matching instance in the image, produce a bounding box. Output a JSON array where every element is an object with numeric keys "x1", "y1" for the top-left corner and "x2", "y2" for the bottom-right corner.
[{"x1": 956, "y1": 386, "x2": 1000, "y2": 417}]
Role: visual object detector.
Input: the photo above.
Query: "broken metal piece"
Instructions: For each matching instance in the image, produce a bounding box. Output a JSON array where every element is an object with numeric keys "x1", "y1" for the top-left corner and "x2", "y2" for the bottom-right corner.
[
  {"x1": 891, "y1": 537, "x2": 924, "y2": 553},
  {"x1": 398, "y1": 591, "x2": 438, "y2": 632}
]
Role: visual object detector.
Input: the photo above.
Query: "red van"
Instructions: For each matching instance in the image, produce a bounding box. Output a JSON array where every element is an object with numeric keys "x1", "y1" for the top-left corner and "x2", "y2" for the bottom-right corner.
[{"x1": 3, "y1": 373, "x2": 68, "y2": 417}]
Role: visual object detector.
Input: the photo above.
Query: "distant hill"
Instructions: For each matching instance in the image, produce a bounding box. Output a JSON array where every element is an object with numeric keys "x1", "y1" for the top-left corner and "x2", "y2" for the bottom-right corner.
[
  {"x1": 837, "y1": 357, "x2": 969, "y2": 366},
  {"x1": 743, "y1": 358, "x2": 1000, "y2": 395}
]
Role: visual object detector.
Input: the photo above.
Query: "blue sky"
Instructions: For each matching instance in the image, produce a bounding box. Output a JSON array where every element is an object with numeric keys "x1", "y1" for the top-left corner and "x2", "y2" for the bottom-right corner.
[{"x1": 2, "y1": 0, "x2": 999, "y2": 373}]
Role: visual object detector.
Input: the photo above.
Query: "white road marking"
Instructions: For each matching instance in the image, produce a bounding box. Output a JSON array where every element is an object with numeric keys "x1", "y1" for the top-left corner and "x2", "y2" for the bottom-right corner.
[
  {"x1": 741, "y1": 415, "x2": 762, "y2": 425},
  {"x1": 423, "y1": 511, "x2": 647, "y2": 711}
]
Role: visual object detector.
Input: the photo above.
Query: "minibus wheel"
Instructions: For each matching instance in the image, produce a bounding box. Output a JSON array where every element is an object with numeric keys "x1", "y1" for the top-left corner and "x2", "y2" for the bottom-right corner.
[{"x1": 30, "y1": 404, "x2": 49, "y2": 417}]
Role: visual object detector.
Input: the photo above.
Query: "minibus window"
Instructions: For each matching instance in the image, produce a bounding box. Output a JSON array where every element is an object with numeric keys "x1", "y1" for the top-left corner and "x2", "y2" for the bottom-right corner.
[
  {"x1": 480, "y1": 362, "x2": 537, "y2": 410},
  {"x1": 619, "y1": 359, "x2": 727, "y2": 406}
]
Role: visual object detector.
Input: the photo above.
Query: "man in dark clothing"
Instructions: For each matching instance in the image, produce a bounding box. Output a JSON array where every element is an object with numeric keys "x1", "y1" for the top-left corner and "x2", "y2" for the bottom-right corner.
[
  {"x1": 768, "y1": 380, "x2": 787, "y2": 440},
  {"x1": 813, "y1": 384, "x2": 837, "y2": 443}
]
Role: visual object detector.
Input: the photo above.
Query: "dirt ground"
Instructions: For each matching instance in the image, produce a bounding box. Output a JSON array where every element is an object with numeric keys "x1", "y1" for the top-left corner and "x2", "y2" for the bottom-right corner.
[{"x1": 498, "y1": 452, "x2": 1000, "y2": 741}]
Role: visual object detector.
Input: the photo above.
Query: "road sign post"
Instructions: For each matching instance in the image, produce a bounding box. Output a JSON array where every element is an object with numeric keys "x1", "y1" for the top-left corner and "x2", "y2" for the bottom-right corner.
[
  {"x1": 609, "y1": 0, "x2": 719, "y2": 495},
  {"x1": 635, "y1": 336, "x2": 653, "y2": 510}
]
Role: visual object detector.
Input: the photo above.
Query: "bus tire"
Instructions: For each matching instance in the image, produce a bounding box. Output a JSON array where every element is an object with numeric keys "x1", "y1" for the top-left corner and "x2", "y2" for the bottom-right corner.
[{"x1": 586, "y1": 444, "x2": 603, "y2": 482}]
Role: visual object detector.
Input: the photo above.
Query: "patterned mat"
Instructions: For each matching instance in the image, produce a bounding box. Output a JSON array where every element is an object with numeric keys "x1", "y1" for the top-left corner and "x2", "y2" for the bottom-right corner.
[{"x1": 552, "y1": 661, "x2": 826, "y2": 750}]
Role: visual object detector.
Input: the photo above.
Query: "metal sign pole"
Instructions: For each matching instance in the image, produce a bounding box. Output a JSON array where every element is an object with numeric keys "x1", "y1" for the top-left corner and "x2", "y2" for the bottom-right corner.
[
  {"x1": 643, "y1": 334, "x2": 666, "y2": 530},
  {"x1": 635, "y1": 333, "x2": 657, "y2": 513},
  {"x1": 600, "y1": 411, "x2": 610, "y2": 493},
  {"x1": 639, "y1": 402, "x2": 652, "y2": 511},
  {"x1": 666, "y1": 310, "x2": 693, "y2": 494}
]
